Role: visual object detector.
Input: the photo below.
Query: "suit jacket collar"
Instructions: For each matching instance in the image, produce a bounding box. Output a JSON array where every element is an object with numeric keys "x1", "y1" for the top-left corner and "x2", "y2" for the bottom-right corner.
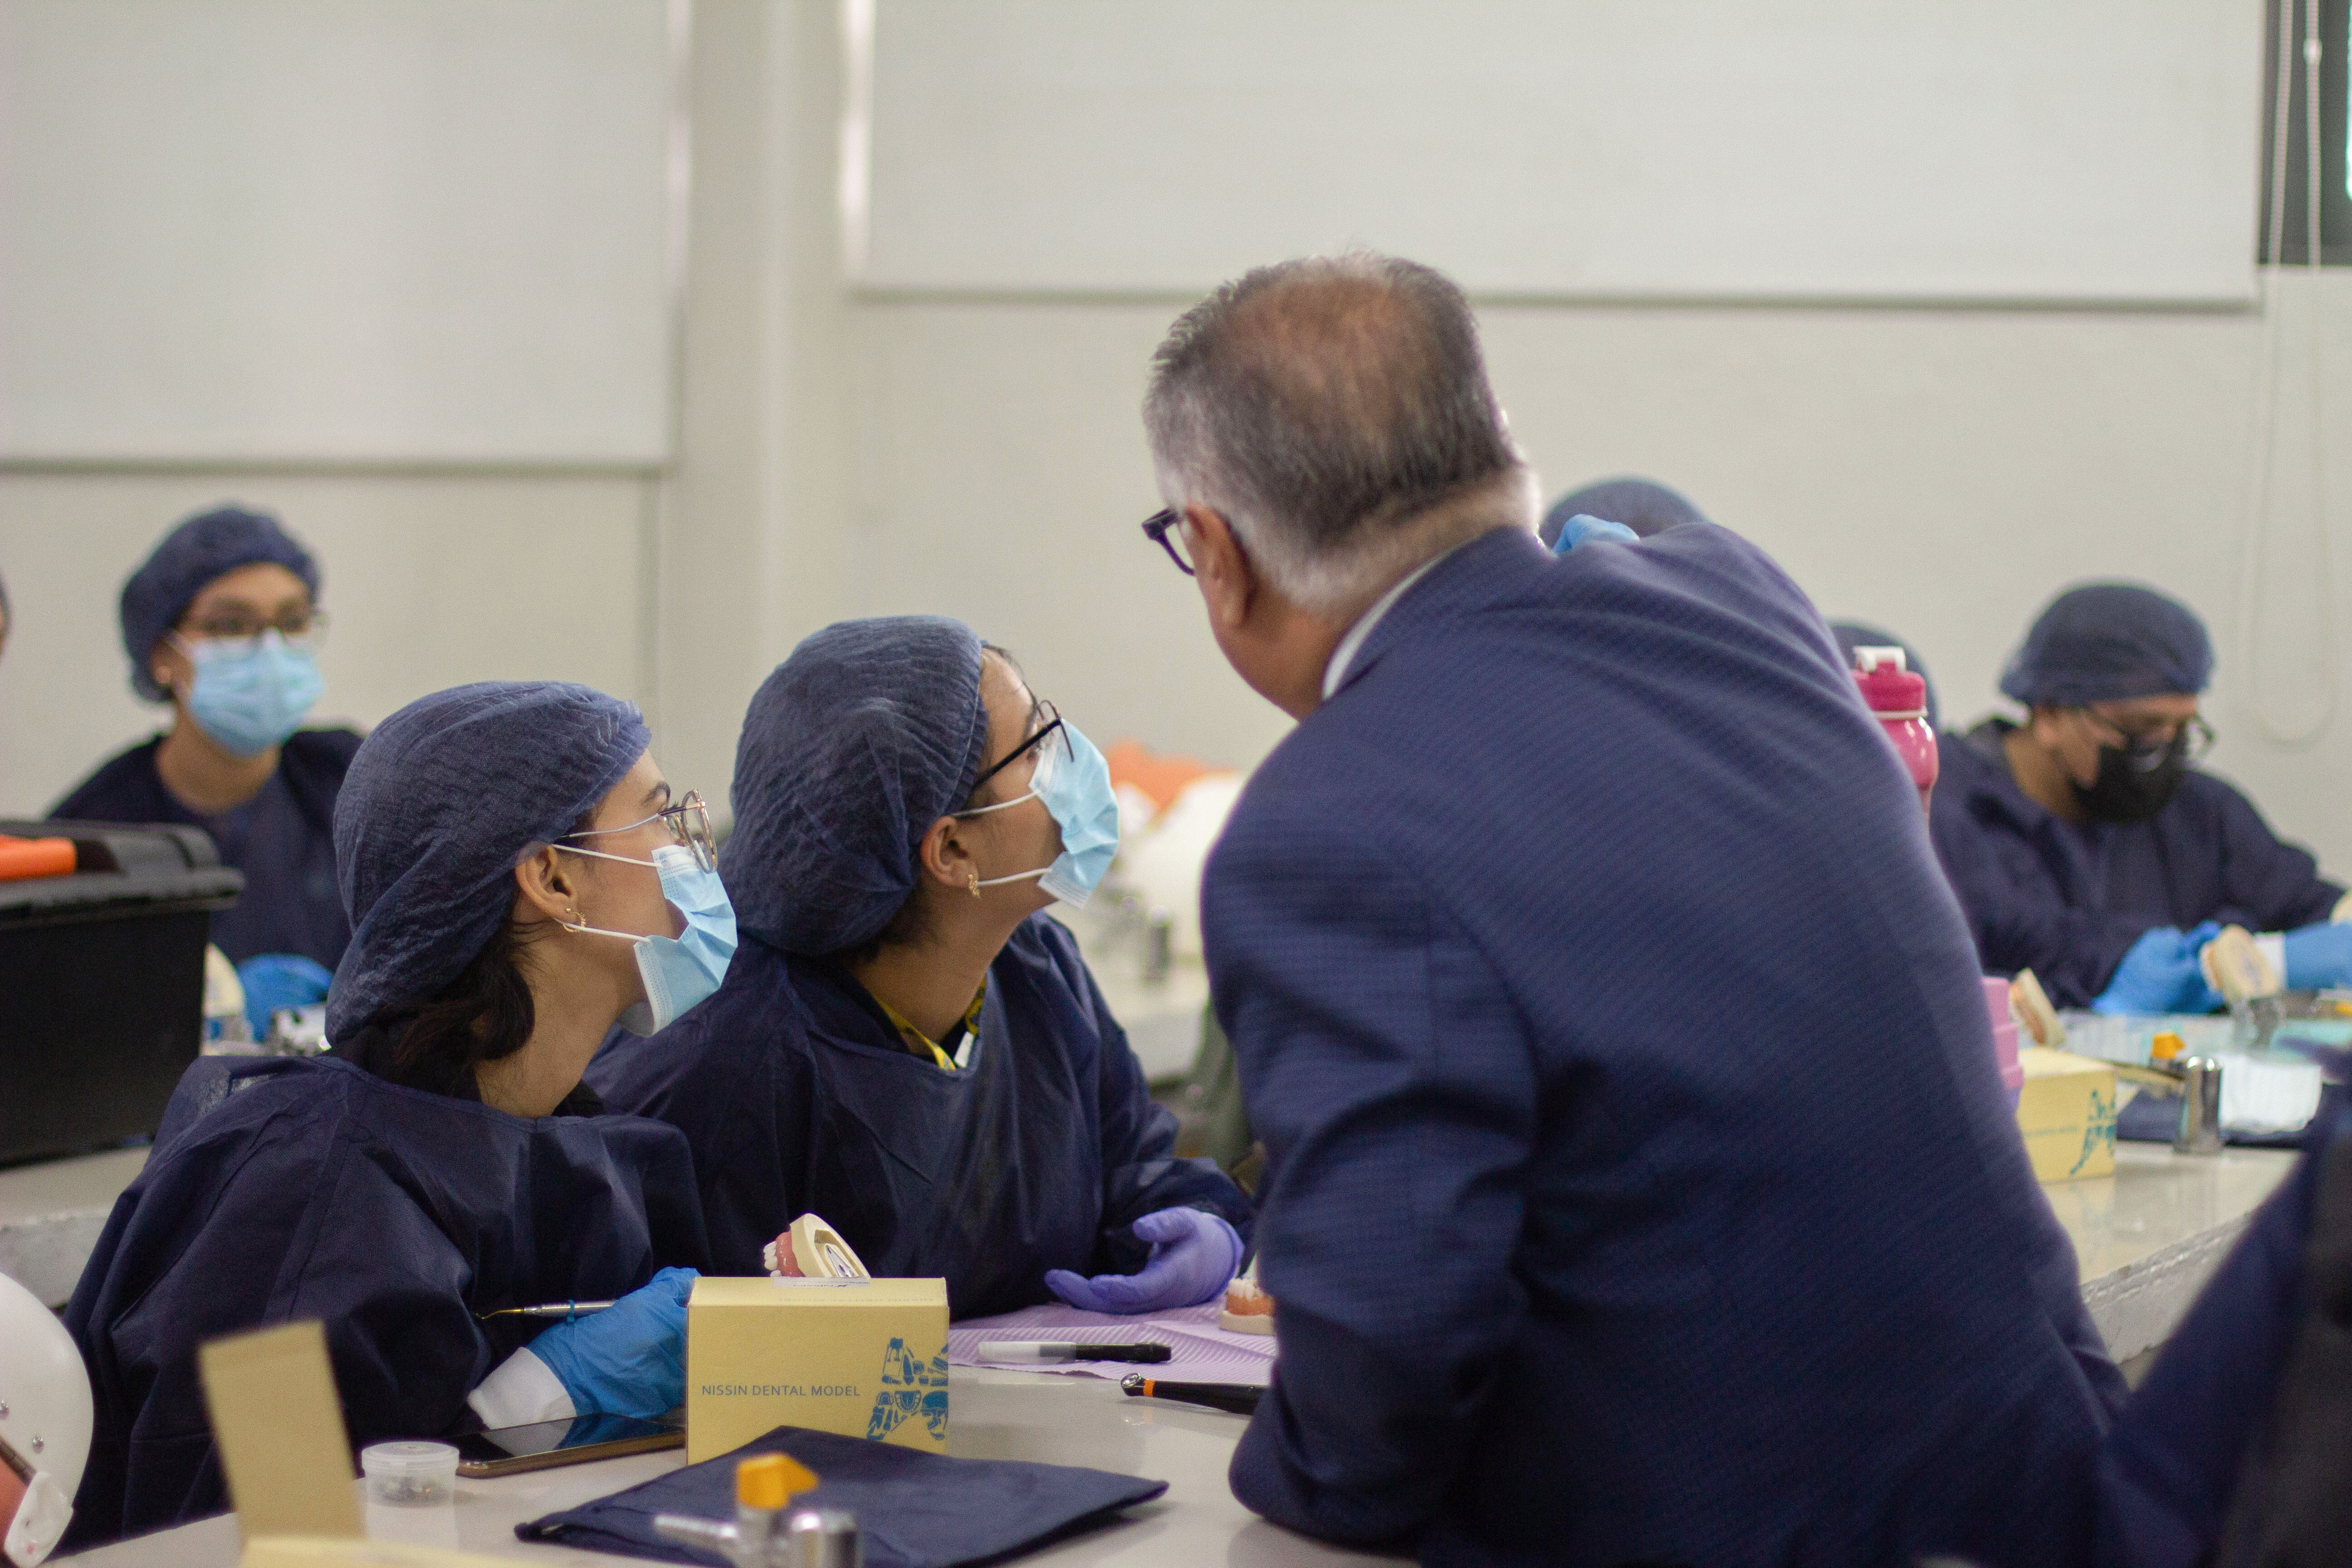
[{"x1": 1325, "y1": 526, "x2": 1550, "y2": 702}]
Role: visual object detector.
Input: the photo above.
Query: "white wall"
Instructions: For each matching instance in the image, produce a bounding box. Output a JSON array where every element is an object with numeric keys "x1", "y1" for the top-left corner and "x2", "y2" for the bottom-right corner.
[
  {"x1": 5, "y1": 0, "x2": 2349, "y2": 893},
  {"x1": 0, "y1": 473, "x2": 650, "y2": 813},
  {"x1": 820, "y1": 279, "x2": 2352, "y2": 874}
]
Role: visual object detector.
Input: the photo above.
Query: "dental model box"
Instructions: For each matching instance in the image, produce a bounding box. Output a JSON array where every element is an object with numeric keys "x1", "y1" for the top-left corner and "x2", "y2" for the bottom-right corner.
[
  {"x1": 2014, "y1": 1047, "x2": 2117, "y2": 1183},
  {"x1": 685, "y1": 1276, "x2": 949, "y2": 1463}
]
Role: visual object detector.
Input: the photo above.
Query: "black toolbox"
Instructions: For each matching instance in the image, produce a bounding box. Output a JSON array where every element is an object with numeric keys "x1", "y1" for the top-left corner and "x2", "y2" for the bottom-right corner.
[{"x1": 0, "y1": 820, "x2": 244, "y2": 1166}]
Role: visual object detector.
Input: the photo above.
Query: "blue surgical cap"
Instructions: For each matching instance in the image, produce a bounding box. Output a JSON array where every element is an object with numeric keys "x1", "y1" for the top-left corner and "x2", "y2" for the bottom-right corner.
[
  {"x1": 325, "y1": 681, "x2": 650, "y2": 1040},
  {"x1": 1830, "y1": 620, "x2": 1941, "y2": 730},
  {"x1": 121, "y1": 505, "x2": 320, "y2": 701},
  {"x1": 1539, "y1": 476, "x2": 1706, "y2": 547},
  {"x1": 723, "y1": 616, "x2": 992, "y2": 956},
  {"x1": 1998, "y1": 583, "x2": 2213, "y2": 709}
]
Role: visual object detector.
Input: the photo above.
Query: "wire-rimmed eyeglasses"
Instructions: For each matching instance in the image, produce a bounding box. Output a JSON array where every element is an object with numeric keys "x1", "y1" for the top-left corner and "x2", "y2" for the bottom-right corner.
[{"x1": 559, "y1": 790, "x2": 716, "y2": 871}]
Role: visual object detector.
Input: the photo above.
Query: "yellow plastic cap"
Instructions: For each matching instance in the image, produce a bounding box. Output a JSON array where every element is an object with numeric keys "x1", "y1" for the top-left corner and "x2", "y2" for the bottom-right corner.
[
  {"x1": 736, "y1": 1453, "x2": 818, "y2": 1510},
  {"x1": 2150, "y1": 1031, "x2": 2185, "y2": 1063}
]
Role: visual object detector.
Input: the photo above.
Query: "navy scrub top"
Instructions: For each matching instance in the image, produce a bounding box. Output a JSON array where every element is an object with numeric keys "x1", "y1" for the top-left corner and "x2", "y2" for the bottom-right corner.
[
  {"x1": 1930, "y1": 720, "x2": 2342, "y2": 1007},
  {"x1": 50, "y1": 729, "x2": 360, "y2": 969},
  {"x1": 60, "y1": 1039, "x2": 709, "y2": 1548},
  {"x1": 590, "y1": 911, "x2": 1253, "y2": 1318}
]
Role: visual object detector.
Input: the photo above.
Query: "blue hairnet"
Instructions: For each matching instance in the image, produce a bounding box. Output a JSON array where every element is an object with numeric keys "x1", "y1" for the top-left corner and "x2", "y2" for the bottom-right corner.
[
  {"x1": 1998, "y1": 583, "x2": 2213, "y2": 708},
  {"x1": 723, "y1": 616, "x2": 992, "y2": 956},
  {"x1": 121, "y1": 505, "x2": 320, "y2": 700},
  {"x1": 326, "y1": 681, "x2": 650, "y2": 1040},
  {"x1": 1539, "y1": 476, "x2": 1707, "y2": 546},
  {"x1": 1830, "y1": 620, "x2": 1941, "y2": 730}
]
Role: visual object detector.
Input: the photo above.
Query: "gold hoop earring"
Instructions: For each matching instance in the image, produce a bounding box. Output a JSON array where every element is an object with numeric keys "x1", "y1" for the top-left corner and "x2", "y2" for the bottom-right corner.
[{"x1": 968, "y1": 872, "x2": 981, "y2": 899}]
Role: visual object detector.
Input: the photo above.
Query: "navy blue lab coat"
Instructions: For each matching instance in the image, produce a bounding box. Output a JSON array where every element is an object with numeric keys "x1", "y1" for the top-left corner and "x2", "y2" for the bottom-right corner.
[
  {"x1": 2095, "y1": 1101, "x2": 2349, "y2": 1567},
  {"x1": 590, "y1": 911, "x2": 1251, "y2": 1318},
  {"x1": 50, "y1": 729, "x2": 361, "y2": 969},
  {"x1": 1208, "y1": 525, "x2": 2125, "y2": 1566},
  {"x1": 61, "y1": 1050, "x2": 707, "y2": 1547},
  {"x1": 1930, "y1": 721, "x2": 2341, "y2": 1007}
]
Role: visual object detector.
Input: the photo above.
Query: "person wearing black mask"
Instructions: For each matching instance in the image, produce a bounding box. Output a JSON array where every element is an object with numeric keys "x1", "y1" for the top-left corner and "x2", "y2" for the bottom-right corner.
[{"x1": 1931, "y1": 583, "x2": 2349, "y2": 1009}]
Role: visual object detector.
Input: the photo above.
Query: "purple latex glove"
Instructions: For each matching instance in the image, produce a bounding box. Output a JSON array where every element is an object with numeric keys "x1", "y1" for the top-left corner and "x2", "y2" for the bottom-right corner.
[{"x1": 1043, "y1": 1208, "x2": 1243, "y2": 1315}]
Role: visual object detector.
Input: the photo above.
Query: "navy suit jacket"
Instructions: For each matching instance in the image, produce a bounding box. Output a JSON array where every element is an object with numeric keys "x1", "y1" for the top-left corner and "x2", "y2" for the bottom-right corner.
[{"x1": 1207, "y1": 525, "x2": 2124, "y2": 1566}]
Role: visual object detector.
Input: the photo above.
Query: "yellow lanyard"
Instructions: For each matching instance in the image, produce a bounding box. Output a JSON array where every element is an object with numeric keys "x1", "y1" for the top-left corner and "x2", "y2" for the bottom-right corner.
[{"x1": 877, "y1": 982, "x2": 986, "y2": 1070}]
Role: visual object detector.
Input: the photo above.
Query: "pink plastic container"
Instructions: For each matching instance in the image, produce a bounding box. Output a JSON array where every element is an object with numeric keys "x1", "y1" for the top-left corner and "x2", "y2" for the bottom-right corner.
[
  {"x1": 1983, "y1": 976, "x2": 2024, "y2": 1111},
  {"x1": 1851, "y1": 647, "x2": 1937, "y2": 813}
]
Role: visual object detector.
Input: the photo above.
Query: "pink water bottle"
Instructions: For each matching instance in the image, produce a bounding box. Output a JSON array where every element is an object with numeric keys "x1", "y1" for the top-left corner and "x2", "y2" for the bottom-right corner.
[
  {"x1": 1852, "y1": 647, "x2": 1937, "y2": 813},
  {"x1": 1983, "y1": 976, "x2": 2024, "y2": 1112}
]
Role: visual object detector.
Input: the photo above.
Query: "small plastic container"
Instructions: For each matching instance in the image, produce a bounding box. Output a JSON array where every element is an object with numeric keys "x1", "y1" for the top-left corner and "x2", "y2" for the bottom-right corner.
[
  {"x1": 1983, "y1": 977, "x2": 2024, "y2": 1111},
  {"x1": 361, "y1": 1441, "x2": 459, "y2": 1506},
  {"x1": 1850, "y1": 647, "x2": 1937, "y2": 813}
]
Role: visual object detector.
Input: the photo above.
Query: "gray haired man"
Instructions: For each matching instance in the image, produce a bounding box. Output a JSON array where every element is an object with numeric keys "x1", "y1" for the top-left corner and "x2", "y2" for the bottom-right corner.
[{"x1": 1140, "y1": 253, "x2": 2121, "y2": 1564}]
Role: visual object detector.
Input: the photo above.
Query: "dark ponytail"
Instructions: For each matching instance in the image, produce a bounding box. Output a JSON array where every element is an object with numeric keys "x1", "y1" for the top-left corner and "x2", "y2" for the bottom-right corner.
[{"x1": 391, "y1": 918, "x2": 549, "y2": 1086}]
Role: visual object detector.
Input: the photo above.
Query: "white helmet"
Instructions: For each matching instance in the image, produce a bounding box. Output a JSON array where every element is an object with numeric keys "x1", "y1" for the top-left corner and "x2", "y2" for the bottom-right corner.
[{"x1": 0, "y1": 1273, "x2": 91, "y2": 1567}]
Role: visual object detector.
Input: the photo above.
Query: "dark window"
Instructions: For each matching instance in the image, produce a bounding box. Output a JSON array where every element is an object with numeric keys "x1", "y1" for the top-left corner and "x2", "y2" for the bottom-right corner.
[{"x1": 2258, "y1": 0, "x2": 2352, "y2": 263}]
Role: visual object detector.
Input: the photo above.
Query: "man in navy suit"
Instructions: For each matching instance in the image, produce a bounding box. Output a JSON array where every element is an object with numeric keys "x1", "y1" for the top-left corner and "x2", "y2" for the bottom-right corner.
[{"x1": 1137, "y1": 253, "x2": 2124, "y2": 1566}]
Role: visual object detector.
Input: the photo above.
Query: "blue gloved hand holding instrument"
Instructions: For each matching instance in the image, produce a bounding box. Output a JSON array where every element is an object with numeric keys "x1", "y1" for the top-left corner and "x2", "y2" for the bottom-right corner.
[
  {"x1": 1044, "y1": 1208, "x2": 1242, "y2": 1314},
  {"x1": 525, "y1": 1267, "x2": 697, "y2": 1417},
  {"x1": 2093, "y1": 922, "x2": 2224, "y2": 1015}
]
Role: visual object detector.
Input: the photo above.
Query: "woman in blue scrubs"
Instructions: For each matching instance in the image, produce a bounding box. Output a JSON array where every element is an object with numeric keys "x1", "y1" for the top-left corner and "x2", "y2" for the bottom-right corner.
[
  {"x1": 593, "y1": 617, "x2": 1251, "y2": 1319},
  {"x1": 62, "y1": 682, "x2": 731, "y2": 1547},
  {"x1": 52, "y1": 506, "x2": 358, "y2": 1024},
  {"x1": 1931, "y1": 584, "x2": 2345, "y2": 1009}
]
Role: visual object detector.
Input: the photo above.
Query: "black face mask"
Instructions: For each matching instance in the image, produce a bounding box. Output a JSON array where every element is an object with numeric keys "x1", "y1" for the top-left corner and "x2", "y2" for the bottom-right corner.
[{"x1": 2074, "y1": 730, "x2": 2190, "y2": 825}]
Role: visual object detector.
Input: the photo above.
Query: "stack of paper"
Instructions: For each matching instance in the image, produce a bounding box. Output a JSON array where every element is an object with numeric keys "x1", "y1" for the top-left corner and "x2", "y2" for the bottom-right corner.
[{"x1": 947, "y1": 1302, "x2": 1276, "y2": 1387}]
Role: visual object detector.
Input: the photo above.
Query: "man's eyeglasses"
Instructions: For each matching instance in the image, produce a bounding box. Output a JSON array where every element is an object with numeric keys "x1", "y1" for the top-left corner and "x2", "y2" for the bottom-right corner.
[
  {"x1": 560, "y1": 790, "x2": 717, "y2": 871},
  {"x1": 1141, "y1": 509, "x2": 1195, "y2": 577},
  {"x1": 963, "y1": 700, "x2": 1071, "y2": 805},
  {"x1": 177, "y1": 608, "x2": 329, "y2": 654}
]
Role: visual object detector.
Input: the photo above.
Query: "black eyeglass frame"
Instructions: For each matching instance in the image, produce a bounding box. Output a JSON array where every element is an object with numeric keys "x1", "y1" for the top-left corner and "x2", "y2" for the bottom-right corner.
[
  {"x1": 2079, "y1": 708, "x2": 2218, "y2": 766},
  {"x1": 962, "y1": 700, "x2": 1069, "y2": 805},
  {"x1": 1141, "y1": 508, "x2": 1195, "y2": 577}
]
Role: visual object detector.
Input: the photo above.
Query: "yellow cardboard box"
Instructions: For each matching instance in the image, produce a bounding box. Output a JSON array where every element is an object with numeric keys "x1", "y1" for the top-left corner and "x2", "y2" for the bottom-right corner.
[
  {"x1": 686, "y1": 1276, "x2": 949, "y2": 1463},
  {"x1": 2014, "y1": 1046, "x2": 2117, "y2": 1183}
]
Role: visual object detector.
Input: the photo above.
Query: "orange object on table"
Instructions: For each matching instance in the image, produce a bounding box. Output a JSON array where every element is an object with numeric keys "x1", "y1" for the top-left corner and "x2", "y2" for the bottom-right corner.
[
  {"x1": 1103, "y1": 739, "x2": 1219, "y2": 814},
  {"x1": 0, "y1": 835, "x2": 75, "y2": 882}
]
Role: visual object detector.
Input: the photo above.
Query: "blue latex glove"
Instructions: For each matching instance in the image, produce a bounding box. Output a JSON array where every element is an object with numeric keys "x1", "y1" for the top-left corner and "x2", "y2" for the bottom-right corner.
[
  {"x1": 235, "y1": 953, "x2": 333, "y2": 1040},
  {"x1": 2283, "y1": 921, "x2": 2352, "y2": 989},
  {"x1": 526, "y1": 1267, "x2": 697, "y2": 1417},
  {"x1": 1043, "y1": 1208, "x2": 1243, "y2": 1315},
  {"x1": 2092, "y1": 923, "x2": 2224, "y2": 1015},
  {"x1": 1549, "y1": 513, "x2": 1640, "y2": 554}
]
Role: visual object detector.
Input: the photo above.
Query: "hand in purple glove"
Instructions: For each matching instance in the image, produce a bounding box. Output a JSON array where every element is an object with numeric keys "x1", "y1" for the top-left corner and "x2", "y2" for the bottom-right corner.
[{"x1": 1043, "y1": 1208, "x2": 1243, "y2": 1315}]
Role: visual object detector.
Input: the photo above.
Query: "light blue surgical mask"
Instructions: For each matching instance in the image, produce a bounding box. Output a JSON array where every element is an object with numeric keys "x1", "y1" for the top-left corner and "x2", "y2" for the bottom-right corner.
[
  {"x1": 958, "y1": 720, "x2": 1121, "y2": 907},
  {"x1": 172, "y1": 630, "x2": 324, "y2": 756},
  {"x1": 560, "y1": 842, "x2": 739, "y2": 1034}
]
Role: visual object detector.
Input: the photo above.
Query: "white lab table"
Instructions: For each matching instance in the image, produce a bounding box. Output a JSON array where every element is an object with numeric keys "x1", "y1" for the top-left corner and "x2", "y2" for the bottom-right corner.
[
  {"x1": 60, "y1": 1370, "x2": 1398, "y2": 1566},
  {"x1": 0, "y1": 1147, "x2": 144, "y2": 1307},
  {"x1": 44, "y1": 1137, "x2": 2303, "y2": 1565},
  {"x1": 2044, "y1": 1140, "x2": 2297, "y2": 1363}
]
